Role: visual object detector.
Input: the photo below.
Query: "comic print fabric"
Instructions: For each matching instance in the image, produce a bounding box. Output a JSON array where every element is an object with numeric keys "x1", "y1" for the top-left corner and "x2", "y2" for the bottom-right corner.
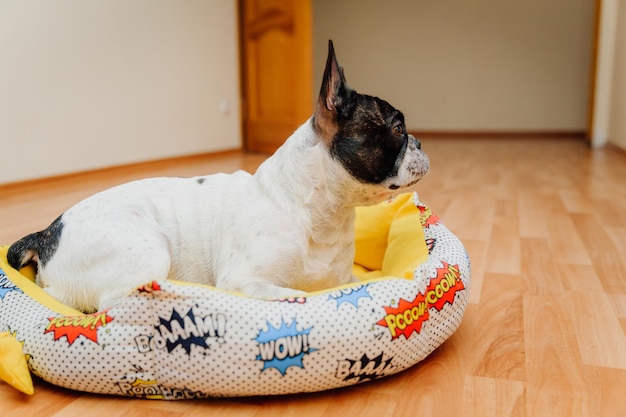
[{"x1": 0, "y1": 193, "x2": 470, "y2": 399}]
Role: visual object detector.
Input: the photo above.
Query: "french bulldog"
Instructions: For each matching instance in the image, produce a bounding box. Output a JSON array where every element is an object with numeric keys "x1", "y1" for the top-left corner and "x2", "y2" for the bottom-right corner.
[{"x1": 7, "y1": 41, "x2": 429, "y2": 313}]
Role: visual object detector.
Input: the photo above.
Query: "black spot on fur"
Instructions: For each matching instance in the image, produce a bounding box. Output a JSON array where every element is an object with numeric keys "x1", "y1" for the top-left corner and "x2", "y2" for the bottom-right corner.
[
  {"x1": 7, "y1": 215, "x2": 64, "y2": 270},
  {"x1": 196, "y1": 178, "x2": 205, "y2": 185}
]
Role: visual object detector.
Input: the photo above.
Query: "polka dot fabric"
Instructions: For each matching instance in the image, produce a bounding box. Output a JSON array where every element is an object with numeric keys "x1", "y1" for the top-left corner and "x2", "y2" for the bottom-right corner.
[{"x1": 0, "y1": 193, "x2": 470, "y2": 399}]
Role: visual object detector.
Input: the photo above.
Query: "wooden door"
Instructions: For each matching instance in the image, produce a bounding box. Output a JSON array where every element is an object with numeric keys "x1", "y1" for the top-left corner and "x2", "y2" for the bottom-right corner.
[{"x1": 239, "y1": 0, "x2": 313, "y2": 153}]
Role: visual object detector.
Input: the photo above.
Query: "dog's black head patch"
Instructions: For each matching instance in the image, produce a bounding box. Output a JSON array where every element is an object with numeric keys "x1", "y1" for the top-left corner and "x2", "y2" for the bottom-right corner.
[
  {"x1": 331, "y1": 94, "x2": 414, "y2": 184},
  {"x1": 313, "y1": 40, "x2": 422, "y2": 186}
]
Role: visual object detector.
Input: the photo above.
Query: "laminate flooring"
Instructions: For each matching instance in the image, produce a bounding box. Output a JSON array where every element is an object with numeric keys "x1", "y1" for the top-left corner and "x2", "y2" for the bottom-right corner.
[{"x1": 1, "y1": 137, "x2": 625, "y2": 416}]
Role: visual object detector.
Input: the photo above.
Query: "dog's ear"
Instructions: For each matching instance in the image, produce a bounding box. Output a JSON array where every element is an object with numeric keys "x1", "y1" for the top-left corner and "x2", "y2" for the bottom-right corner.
[{"x1": 314, "y1": 40, "x2": 350, "y2": 143}]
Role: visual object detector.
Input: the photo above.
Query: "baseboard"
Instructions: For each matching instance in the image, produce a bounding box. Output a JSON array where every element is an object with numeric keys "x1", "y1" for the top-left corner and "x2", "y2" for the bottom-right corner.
[
  {"x1": 605, "y1": 142, "x2": 626, "y2": 159},
  {"x1": 0, "y1": 148, "x2": 242, "y2": 192},
  {"x1": 409, "y1": 130, "x2": 588, "y2": 140}
]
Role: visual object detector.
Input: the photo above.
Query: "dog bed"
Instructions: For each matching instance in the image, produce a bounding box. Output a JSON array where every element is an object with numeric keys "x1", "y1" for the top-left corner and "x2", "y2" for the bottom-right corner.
[{"x1": 0, "y1": 192, "x2": 470, "y2": 399}]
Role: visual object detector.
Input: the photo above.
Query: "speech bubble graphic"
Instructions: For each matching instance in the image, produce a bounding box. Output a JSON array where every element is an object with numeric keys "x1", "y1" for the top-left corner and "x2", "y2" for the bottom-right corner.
[
  {"x1": 377, "y1": 294, "x2": 429, "y2": 340},
  {"x1": 117, "y1": 377, "x2": 164, "y2": 399},
  {"x1": 336, "y1": 352, "x2": 396, "y2": 382},
  {"x1": 426, "y1": 261, "x2": 464, "y2": 311},
  {"x1": 417, "y1": 205, "x2": 440, "y2": 228},
  {"x1": 45, "y1": 311, "x2": 113, "y2": 345},
  {"x1": 155, "y1": 307, "x2": 226, "y2": 355},
  {"x1": 426, "y1": 238, "x2": 436, "y2": 254},
  {"x1": 0, "y1": 273, "x2": 22, "y2": 300},
  {"x1": 328, "y1": 285, "x2": 371, "y2": 309},
  {"x1": 255, "y1": 318, "x2": 317, "y2": 376}
]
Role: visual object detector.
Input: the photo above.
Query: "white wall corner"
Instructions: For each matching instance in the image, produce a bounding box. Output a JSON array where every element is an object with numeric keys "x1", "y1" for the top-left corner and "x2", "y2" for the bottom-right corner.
[{"x1": 591, "y1": 0, "x2": 618, "y2": 148}]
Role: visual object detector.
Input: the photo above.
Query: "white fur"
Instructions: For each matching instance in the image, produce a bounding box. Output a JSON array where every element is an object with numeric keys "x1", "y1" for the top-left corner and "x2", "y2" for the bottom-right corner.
[{"x1": 35, "y1": 119, "x2": 428, "y2": 312}]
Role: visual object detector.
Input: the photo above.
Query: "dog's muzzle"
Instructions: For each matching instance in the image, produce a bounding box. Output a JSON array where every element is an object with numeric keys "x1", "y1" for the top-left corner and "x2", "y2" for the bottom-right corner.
[{"x1": 387, "y1": 135, "x2": 429, "y2": 190}]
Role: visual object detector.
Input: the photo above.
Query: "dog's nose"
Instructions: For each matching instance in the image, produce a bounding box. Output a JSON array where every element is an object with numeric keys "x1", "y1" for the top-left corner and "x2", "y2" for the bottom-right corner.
[{"x1": 408, "y1": 134, "x2": 421, "y2": 150}]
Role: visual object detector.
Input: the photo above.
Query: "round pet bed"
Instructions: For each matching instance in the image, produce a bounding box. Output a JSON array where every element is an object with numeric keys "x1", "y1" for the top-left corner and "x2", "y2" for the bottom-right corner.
[{"x1": 0, "y1": 192, "x2": 470, "y2": 399}]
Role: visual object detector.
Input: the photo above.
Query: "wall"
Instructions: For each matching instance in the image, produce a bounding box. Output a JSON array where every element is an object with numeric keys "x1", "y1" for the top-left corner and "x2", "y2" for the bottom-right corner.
[
  {"x1": 0, "y1": 0, "x2": 241, "y2": 184},
  {"x1": 312, "y1": 0, "x2": 595, "y2": 133},
  {"x1": 608, "y1": 1, "x2": 626, "y2": 151}
]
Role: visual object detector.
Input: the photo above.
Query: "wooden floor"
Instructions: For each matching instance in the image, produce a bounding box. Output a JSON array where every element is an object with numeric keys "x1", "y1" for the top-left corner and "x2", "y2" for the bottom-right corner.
[{"x1": 1, "y1": 138, "x2": 626, "y2": 416}]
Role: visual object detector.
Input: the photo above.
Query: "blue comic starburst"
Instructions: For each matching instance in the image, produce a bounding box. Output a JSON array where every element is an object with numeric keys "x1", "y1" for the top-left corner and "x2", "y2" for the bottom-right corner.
[
  {"x1": 0, "y1": 272, "x2": 23, "y2": 300},
  {"x1": 328, "y1": 285, "x2": 371, "y2": 309},
  {"x1": 255, "y1": 318, "x2": 317, "y2": 376}
]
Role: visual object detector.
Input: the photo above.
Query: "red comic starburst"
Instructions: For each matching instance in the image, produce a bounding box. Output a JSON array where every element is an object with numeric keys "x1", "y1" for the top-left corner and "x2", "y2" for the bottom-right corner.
[
  {"x1": 45, "y1": 311, "x2": 113, "y2": 345},
  {"x1": 426, "y1": 262, "x2": 464, "y2": 311},
  {"x1": 377, "y1": 294, "x2": 429, "y2": 340},
  {"x1": 417, "y1": 205, "x2": 440, "y2": 228}
]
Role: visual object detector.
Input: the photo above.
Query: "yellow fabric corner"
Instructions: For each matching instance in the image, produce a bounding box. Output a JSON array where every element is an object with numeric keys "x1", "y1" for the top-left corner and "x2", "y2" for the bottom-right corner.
[
  {"x1": 354, "y1": 205, "x2": 391, "y2": 271},
  {"x1": 382, "y1": 195, "x2": 429, "y2": 278},
  {"x1": 0, "y1": 246, "x2": 83, "y2": 317},
  {"x1": 0, "y1": 332, "x2": 34, "y2": 395},
  {"x1": 354, "y1": 195, "x2": 413, "y2": 271},
  {"x1": 353, "y1": 193, "x2": 428, "y2": 280}
]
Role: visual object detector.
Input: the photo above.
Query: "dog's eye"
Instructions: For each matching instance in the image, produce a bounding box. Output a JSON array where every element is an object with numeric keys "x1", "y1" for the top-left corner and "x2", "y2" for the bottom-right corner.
[{"x1": 392, "y1": 123, "x2": 404, "y2": 137}]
